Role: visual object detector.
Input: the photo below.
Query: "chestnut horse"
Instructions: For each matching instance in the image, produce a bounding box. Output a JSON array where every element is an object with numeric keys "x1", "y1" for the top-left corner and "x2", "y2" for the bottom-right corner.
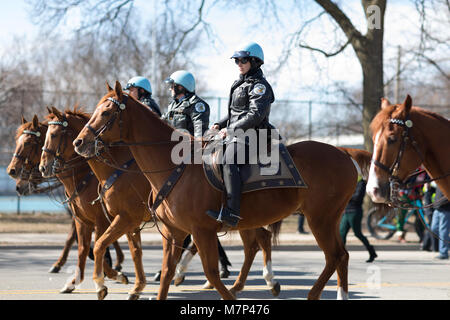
[
  {"x1": 74, "y1": 81, "x2": 357, "y2": 300},
  {"x1": 42, "y1": 105, "x2": 282, "y2": 299},
  {"x1": 366, "y1": 95, "x2": 450, "y2": 204},
  {"x1": 9, "y1": 115, "x2": 127, "y2": 293},
  {"x1": 6, "y1": 116, "x2": 123, "y2": 275}
]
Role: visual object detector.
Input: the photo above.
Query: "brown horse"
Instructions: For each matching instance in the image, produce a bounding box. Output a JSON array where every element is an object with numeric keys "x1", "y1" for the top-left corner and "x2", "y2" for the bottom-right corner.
[
  {"x1": 7, "y1": 116, "x2": 125, "y2": 279},
  {"x1": 73, "y1": 81, "x2": 357, "y2": 300},
  {"x1": 366, "y1": 95, "x2": 450, "y2": 204},
  {"x1": 43, "y1": 105, "x2": 283, "y2": 299}
]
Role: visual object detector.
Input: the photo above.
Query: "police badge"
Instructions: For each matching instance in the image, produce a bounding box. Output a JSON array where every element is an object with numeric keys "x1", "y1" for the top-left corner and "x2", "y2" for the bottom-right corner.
[
  {"x1": 194, "y1": 102, "x2": 206, "y2": 113},
  {"x1": 251, "y1": 83, "x2": 266, "y2": 96}
]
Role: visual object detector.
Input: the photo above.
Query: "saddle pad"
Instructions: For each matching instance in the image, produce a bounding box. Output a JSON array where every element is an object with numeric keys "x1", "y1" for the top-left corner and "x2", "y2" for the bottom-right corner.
[{"x1": 202, "y1": 142, "x2": 307, "y2": 193}]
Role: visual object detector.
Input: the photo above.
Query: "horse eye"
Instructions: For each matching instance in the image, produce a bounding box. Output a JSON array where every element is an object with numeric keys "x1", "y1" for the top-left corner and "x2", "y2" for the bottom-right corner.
[
  {"x1": 387, "y1": 136, "x2": 397, "y2": 144},
  {"x1": 101, "y1": 110, "x2": 110, "y2": 117},
  {"x1": 51, "y1": 133, "x2": 57, "y2": 138}
]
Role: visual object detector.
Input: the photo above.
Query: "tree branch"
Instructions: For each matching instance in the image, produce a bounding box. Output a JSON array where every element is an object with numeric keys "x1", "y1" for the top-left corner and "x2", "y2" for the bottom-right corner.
[{"x1": 298, "y1": 37, "x2": 352, "y2": 57}]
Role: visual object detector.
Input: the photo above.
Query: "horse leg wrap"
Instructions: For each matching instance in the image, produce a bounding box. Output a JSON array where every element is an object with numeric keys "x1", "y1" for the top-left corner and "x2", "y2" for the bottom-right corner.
[
  {"x1": 175, "y1": 251, "x2": 194, "y2": 279},
  {"x1": 337, "y1": 287, "x2": 348, "y2": 300},
  {"x1": 263, "y1": 261, "x2": 276, "y2": 287}
]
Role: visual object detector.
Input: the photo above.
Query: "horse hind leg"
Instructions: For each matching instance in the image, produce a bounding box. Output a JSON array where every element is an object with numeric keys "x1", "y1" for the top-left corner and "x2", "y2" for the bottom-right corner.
[
  {"x1": 49, "y1": 218, "x2": 77, "y2": 273},
  {"x1": 255, "y1": 227, "x2": 281, "y2": 297},
  {"x1": 306, "y1": 214, "x2": 348, "y2": 300},
  {"x1": 174, "y1": 243, "x2": 197, "y2": 286}
]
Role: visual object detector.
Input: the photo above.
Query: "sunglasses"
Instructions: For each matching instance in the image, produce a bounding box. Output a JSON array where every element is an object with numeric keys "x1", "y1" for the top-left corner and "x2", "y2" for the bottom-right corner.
[{"x1": 234, "y1": 57, "x2": 250, "y2": 65}]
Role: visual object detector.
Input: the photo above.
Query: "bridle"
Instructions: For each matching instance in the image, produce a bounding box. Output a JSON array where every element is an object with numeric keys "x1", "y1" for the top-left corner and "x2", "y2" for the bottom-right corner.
[
  {"x1": 42, "y1": 117, "x2": 88, "y2": 175},
  {"x1": 84, "y1": 95, "x2": 180, "y2": 174},
  {"x1": 14, "y1": 129, "x2": 45, "y2": 181},
  {"x1": 85, "y1": 96, "x2": 127, "y2": 157},
  {"x1": 373, "y1": 116, "x2": 450, "y2": 207}
]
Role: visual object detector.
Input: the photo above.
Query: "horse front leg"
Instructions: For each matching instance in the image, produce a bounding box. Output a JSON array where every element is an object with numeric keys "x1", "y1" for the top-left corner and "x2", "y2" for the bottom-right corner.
[
  {"x1": 125, "y1": 229, "x2": 146, "y2": 300},
  {"x1": 194, "y1": 229, "x2": 236, "y2": 300},
  {"x1": 229, "y1": 229, "x2": 259, "y2": 296},
  {"x1": 157, "y1": 225, "x2": 187, "y2": 300}
]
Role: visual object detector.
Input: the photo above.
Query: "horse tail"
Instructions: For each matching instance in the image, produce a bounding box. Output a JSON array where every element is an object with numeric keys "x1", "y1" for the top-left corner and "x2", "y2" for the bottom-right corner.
[
  {"x1": 268, "y1": 220, "x2": 282, "y2": 246},
  {"x1": 338, "y1": 147, "x2": 372, "y2": 181}
]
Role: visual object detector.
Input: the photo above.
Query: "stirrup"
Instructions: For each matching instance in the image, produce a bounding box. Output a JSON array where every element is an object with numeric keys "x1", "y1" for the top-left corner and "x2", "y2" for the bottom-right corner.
[{"x1": 206, "y1": 206, "x2": 241, "y2": 228}]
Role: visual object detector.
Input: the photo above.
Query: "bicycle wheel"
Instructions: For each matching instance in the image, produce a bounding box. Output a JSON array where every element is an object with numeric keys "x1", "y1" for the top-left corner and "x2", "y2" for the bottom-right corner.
[{"x1": 367, "y1": 207, "x2": 396, "y2": 240}]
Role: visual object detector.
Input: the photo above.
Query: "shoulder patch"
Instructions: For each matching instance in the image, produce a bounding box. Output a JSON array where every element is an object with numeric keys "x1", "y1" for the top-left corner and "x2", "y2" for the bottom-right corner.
[
  {"x1": 251, "y1": 83, "x2": 266, "y2": 96},
  {"x1": 194, "y1": 102, "x2": 206, "y2": 113}
]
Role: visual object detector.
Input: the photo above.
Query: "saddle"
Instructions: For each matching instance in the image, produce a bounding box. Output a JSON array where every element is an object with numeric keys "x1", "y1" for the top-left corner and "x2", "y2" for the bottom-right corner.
[{"x1": 202, "y1": 139, "x2": 307, "y2": 193}]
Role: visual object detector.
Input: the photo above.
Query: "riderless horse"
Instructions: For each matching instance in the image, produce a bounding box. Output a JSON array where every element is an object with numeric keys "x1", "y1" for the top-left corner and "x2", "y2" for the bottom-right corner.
[{"x1": 366, "y1": 95, "x2": 450, "y2": 205}]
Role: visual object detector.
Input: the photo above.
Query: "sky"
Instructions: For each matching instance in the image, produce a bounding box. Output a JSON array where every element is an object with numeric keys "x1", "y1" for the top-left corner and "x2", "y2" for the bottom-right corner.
[{"x1": 0, "y1": 0, "x2": 446, "y2": 116}]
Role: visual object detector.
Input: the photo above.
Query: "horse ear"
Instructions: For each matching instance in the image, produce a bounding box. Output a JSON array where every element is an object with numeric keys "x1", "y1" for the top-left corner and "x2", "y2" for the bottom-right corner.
[
  {"x1": 21, "y1": 115, "x2": 27, "y2": 124},
  {"x1": 46, "y1": 106, "x2": 52, "y2": 114},
  {"x1": 51, "y1": 106, "x2": 62, "y2": 119},
  {"x1": 403, "y1": 94, "x2": 412, "y2": 113},
  {"x1": 114, "y1": 80, "x2": 123, "y2": 100},
  {"x1": 381, "y1": 98, "x2": 390, "y2": 110},
  {"x1": 32, "y1": 115, "x2": 39, "y2": 129},
  {"x1": 106, "y1": 81, "x2": 113, "y2": 92}
]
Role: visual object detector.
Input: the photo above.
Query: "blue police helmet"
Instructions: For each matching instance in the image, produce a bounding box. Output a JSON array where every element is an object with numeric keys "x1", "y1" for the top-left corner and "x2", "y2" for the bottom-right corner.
[
  {"x1": 231, "y1": 42, "x2": 264, "y2": 64},
  {"x1": 164, "y1": 70, "x2": 195, "y2": 93},
  {"x1": 125, "y1": 76, "x2": 152, "y2": 94}
]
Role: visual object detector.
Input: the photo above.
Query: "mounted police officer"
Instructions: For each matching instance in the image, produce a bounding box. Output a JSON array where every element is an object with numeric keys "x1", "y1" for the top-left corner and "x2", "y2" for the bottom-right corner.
[
  {"x1": 161, "y1": 70, "x2": 232, "y2": 281},
  {"x1": 207, "y1": 42, "x2": 275, "y2": 228},
  {"x1": 125, "y1": 76, "x2": 162, "y2": 117},
  {"x1": 162, "y1": 70, "x2": 210, "y2": 139}
]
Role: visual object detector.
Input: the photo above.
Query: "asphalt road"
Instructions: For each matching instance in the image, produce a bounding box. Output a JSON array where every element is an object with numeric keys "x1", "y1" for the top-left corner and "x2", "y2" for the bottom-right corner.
[{"x1": 0, "y1": 243, "x2": 449, "y2": 301}]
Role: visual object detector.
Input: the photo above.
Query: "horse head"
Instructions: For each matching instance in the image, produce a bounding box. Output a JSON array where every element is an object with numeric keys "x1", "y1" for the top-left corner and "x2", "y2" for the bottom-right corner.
[
  {"x1": 74, "y1": 81, "x2": 128, "y2": 158},
  {"x1": 366, "y1": 94, "x2": 424, "y2": 203},
  {"x1": 7, "y1": 115, "x2": 47, "y2": 181},
  {"x1": 39, "y1": 106, "x2": 84, "y2": 177}
]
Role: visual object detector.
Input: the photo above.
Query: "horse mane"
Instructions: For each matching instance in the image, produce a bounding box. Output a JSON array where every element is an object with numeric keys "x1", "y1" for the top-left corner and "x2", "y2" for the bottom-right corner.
[
  {"x1": 411, "y1": 106, "x2": 449, "y2": 124},
  {"x1": 45, "y1": 104, "x2": 91, "y2": 122},
  {"x1": 65, "y1": 105, "x2": 91, "y2": 121}
]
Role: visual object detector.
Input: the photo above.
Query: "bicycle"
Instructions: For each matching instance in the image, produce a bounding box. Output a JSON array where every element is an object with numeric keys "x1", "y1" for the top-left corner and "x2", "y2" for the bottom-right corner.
[{"x1": 366, "y1": 199, "x2": 430, "y2": 241}]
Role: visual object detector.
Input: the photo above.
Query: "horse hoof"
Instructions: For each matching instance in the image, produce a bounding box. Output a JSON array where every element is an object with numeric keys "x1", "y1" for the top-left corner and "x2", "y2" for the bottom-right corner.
[
  {"x1": 202, "y1": 280, "x2": 214, "y2": 289},
  {"x1": 114, "y1": 265, "x2": 122, "y2": 272},
  {"x1": 174, "y1": 275, "x2": 185, "y2": 286},
  {"x1": 127, "y1": 293, "x2": 140, "y2": 300},
  {"x1": 229, "y1": 287, "x2": 240, "y2": 297},
  {"x1": 117, "y1": 272, "x2": 129, "y2": 285},
  {"x1": 48, "y1": 265, "x2": 61, "y2": 273},
  {"x1": 270, "y1": 282, "x2": 281, "y2": 297},
  {"x1": 60, "y1": 284, "x2": 75, "y2": 294},
  {"x1": 97, "y1": 287, "x2": 108, "y2": 300}
]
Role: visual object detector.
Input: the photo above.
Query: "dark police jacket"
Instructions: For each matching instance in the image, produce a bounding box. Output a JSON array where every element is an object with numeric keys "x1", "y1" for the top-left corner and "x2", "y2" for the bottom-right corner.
[
  {"x1": 140, "y1": 96, "x2": 162, "y2": 117},
  {"x1": 216, "y1": 68, "x2": 275, "y2": 133},
  {"x1": 162, "y1": 93, "x2": 210, "y2": 139}
]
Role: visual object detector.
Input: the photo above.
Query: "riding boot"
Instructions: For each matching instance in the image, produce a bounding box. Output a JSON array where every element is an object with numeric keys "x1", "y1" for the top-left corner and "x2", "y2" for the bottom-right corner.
[
  {"x1": 206, "y1": 163, "x2": 242, "y2": 227},
  {"x1": 366, "y1": 245, "x2": 378, "y2": 263},
  {"x1": 218, "y1": 239, "x2": 231, "y2": 278}
]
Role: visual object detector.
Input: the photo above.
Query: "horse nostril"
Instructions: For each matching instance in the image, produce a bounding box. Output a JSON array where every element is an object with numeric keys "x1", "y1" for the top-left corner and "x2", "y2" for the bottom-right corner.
[
  {"x1": 39, "y1": 165, "x2": 45, "y2": 174},
  {"x1": 73, "y1": 138, "x2": 83, "y2": 148},
  {"x1": 8, "y1": 168, "x2": 16, "y2": 176}
]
